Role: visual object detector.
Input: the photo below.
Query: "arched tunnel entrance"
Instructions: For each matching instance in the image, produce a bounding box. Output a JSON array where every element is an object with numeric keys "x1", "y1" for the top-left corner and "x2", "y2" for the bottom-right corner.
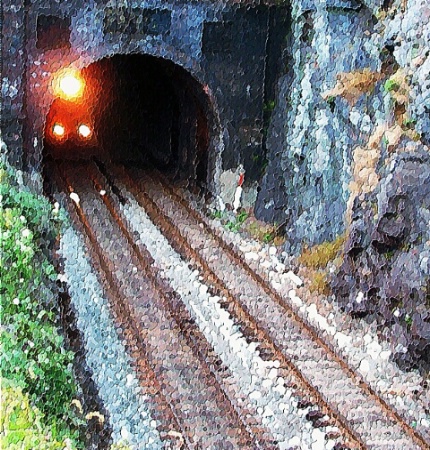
[{"x1": 43, "y1": 53, "x2": 216, "y2": 188}]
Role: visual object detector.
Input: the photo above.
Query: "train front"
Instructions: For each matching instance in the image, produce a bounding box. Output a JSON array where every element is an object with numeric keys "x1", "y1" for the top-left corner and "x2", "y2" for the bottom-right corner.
[{"x1": 44, "y1": 68, "x2": 102, "y2": 160}]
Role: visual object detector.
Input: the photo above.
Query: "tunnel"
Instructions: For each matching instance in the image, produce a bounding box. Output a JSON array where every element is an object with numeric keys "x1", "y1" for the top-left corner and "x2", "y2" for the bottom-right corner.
[{"x1": 43, "y1": 53, "x2": 216, "y2": 187}]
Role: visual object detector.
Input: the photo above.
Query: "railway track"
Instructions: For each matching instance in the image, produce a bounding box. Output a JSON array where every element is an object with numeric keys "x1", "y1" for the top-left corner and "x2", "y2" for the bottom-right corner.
[
  {"x1": 52, "y1": 160, "x2": 265, "y2": 449},
  {"x1": 49, "y1": 159, "x2": 429, "y2": 449}
]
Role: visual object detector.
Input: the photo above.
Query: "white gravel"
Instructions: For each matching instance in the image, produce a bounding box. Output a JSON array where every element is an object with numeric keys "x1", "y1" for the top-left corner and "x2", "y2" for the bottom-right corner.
[
  {"x1": 58, "y1": 178, "x2": 430, "y2": 448},
  {"x1": 119, "y1": 192, "x2": 339, "y2": 450},
  {"x1": 206, "y1": 213, "x2": 430, "y2": 437},
  {"x1": 59, "y1": 225, "x2": 164, "y2": 449}
]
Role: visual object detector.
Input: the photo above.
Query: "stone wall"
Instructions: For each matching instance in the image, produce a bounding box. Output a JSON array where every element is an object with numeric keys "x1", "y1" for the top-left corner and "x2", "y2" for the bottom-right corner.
[
  {"x1": 1, "y1": 0, "x2": 286, "y2": 197},
  {"x1": 2, "y1": 0, "x2": 27, "y2": 168}
]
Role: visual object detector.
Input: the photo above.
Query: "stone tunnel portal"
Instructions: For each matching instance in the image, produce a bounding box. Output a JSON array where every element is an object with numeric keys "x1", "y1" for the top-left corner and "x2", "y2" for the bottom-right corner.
[{"x1": 43, "y1": 54, "x2": 217, "y2": 186}]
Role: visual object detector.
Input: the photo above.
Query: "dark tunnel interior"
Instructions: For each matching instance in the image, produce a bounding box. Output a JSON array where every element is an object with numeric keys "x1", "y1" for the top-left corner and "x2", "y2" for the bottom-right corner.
[{"x1": 43, "y1": 54, "x2": 213, "y2": 185}]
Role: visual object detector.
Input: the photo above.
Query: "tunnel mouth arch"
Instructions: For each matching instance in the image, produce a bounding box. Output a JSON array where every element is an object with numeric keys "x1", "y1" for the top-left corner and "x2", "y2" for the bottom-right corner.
[{"x1": 42, "y1": 53, "x2": 219, "y2": 188}]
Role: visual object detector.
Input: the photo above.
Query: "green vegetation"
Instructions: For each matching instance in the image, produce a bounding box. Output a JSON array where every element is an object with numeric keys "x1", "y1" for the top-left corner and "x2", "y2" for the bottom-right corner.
[
  {"x1": 262, "y1": 231, "x2": 275, "y2": 243},
  {"x1": 226, "y1": 210, "x2": 249, "y2": 233},
  {"x1": 298, "y1": 234, "x2": 345, "y2": 269},
  {"x1": 1, "y1": 379, "x2": 71, "y2": 449},
  {"x1": 251, "y1": 153, "x2": 269, "y2": 173},
  {"x1": 110, "y1": 442, "x2": 132, "y2": 450},
  {"x1": 402, "y1": 117, "x2": 417, "y2": 130},
  {"x1": 211, "y1": 206, "x2": 284, "y2": 246},
  {"x1": 325, "y1": 95, "x2": 336, "y2": 106},
  {"x1": 0, "y1": 163, "x2": 83, "y2": 448},
  {"x1": 244, "y1": 218, "x2": 285, "y2": 246},
  {"x1": 383, "y1": 249, "x2": 396, "y2": 260},
  {"x1": 251, "y1": 153, "x2": 261, "y2": 163},
  {"x1": 384, "y1": 78, "x2": 400, "y2": 93},
  {"x1": 298, "y1": 235, "x2": 346, "y2": 296},
  {"x1": 405, "y1": 314, "x2": 413, "y2": 328},
  {"x1": 263, "y1": 100, "x2": 276, "y2": 113},
  {"x1": 210, "y1": 209, "x2": 224, "y2": 220}
]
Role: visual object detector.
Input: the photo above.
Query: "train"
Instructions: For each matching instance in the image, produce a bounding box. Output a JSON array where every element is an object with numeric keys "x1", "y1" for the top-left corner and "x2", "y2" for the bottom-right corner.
[
  {"x1": 44, "y1": 57, "x2": 179, "y2": 166},
  {"x1": 43, "y1": 54, "x2": 212, "y2": 189},
  {"x1": 44, "y1": 68, "x2": 103, "y2": 159}
]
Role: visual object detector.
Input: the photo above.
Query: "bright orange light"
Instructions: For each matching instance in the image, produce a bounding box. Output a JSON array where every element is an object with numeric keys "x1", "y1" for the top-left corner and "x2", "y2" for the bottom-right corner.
[
  {"x1": 52, "y1": 123, "x2": 65, "y2": 137},
  {"x1": 78, "y1": 124, "x2": 92, "y2": 138},
  {"x1": 54, "y1": 69, "x2": 84, "y2": 99}
]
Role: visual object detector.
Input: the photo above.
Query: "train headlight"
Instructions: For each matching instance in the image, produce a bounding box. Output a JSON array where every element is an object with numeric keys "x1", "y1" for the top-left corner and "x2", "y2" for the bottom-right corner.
[
  {"x1": 78, "y1": 124, "x2": 92, "y2": 138},
  {"x1": 54, "y1": 69, "x2": 84, "y2": 99},
  {"x1": 52, "y1": 123, "x2": 65, "y2": 138}
]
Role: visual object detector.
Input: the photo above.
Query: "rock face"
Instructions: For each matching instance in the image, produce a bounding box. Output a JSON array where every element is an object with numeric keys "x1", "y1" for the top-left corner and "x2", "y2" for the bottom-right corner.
[
  {"x1": 384, "y1": 0, "x2": 430, "y2": 145},
  {"x1": 332, "y1": 147, "x2": 430, "y2": 367},
  {"x1": 255, "y1": 0, "x2": 430, "y2": 366},
  {"x1": 257, "y1": 0, "x2": 430, "y2": 247},
  {"x1": 256, "y1": 0, "x2": 384, "y2": 253}
]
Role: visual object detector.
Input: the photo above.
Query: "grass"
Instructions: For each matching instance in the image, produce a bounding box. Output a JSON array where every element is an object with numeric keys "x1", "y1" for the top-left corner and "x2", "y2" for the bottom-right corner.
[
  {"x1": 298, "y1": 235, "x2": 346, "y2": 296},
  {"x1": 308, "y1": 271, "x2": 331, "y2": 296},
  {"x1": 246, "y1": 220, "x2": 284, "y2": 245},
  {"x1": 243, "y1": 215, "x2": 286, "y2": 246},
  {"x1": 225, "y1": 210, "x2": 249, "y2": 233},
  {"x1": 210, "y1": 207, "x2": 285, "y2": 246},
  {"x1": 298, "y1": 234, "x2": 346, "y2": 269},
  {"x1": 210, "y1": 209, "x2": 224, "y2": 220},
  {"x1": 0, "y1": 161, "x2": 84, "y2": 448}
]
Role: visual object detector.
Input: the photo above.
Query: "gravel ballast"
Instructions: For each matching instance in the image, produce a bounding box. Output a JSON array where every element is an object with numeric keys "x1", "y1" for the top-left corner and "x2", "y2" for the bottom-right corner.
[
  {"x1": 204, "y1": 208, "x2": 430, "y2": 437},
  {"x1": 60, "y1": 225, "x2": 164, "y2": 449},
  {"x1": 119, "y1": 193, "x2": 339, "y2": 450},
  {"x1": 58, "y1": 173, "x2": 430, "y2": 449}
]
